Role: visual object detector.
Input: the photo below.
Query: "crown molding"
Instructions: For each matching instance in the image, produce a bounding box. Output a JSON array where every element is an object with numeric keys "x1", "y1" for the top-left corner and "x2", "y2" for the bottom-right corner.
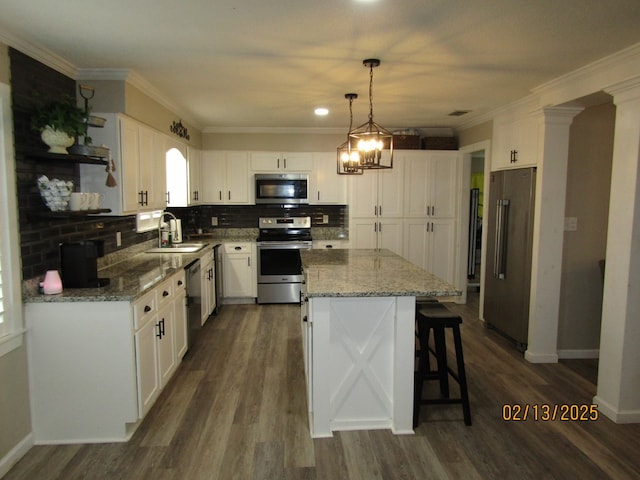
[
  {"x1": 0, "y1": 27, "x2": 76, "y2": 78},
  {"x1": 532, "y1": 41, "x2": 640, "y2": 106},
  {"x1": 203, "y1": 126, "x2": 345, "y2": 134}
]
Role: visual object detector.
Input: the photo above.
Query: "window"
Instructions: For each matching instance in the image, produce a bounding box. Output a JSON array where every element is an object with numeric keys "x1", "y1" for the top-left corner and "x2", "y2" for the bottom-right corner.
[{"x1": 0, "y1": 81, "x2": 23, "y2": 356}]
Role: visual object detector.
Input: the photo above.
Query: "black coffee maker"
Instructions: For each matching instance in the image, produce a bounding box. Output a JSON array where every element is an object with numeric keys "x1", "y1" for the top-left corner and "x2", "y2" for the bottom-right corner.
[{"x1": 60, "y1": 240, "x2": 110, "y2": 288}]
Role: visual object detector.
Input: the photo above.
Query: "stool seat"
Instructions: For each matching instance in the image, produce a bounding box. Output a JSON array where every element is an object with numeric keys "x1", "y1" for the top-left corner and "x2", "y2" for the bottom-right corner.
[{"x1": 414, "y1": 302, "x2": 472, "y2": 427}]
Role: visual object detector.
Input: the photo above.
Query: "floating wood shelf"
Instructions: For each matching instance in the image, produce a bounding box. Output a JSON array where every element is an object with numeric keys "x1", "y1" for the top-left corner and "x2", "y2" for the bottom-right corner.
[
  {"x1": 23, "y1": 149, "x2": 108, "y2": 166},
  {"x1": 30, "y1": 209, "x2": 112, "y2": 219}
]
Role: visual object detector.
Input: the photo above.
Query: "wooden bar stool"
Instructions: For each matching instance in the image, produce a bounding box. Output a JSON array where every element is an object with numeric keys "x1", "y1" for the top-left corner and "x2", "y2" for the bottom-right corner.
[{"x1": 414, "y1": 302, "x2": 472, "y2": 426}]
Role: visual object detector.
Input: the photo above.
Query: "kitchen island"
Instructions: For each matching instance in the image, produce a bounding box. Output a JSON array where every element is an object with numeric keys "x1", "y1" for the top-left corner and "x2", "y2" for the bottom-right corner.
[{"x1": 300, "y1": 248, "x2": 461, "y2": 438}]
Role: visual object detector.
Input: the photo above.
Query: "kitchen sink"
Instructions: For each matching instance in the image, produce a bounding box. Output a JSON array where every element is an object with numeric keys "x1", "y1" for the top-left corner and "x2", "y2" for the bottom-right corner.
[{"x1": 145, "y1": 243, "x2": 208, "y2": 254}]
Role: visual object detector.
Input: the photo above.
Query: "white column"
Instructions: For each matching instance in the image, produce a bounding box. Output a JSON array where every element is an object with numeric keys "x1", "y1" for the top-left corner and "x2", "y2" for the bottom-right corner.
[
  {"x1": 525, "y1": 107, "x2": 582, "y2": 363},
  {"x1": 594, "y1": 78, "x2": 640, "y2": 423}
]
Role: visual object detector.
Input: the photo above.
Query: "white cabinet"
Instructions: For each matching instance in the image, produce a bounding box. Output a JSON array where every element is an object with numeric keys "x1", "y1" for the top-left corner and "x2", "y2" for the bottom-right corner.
[
  {"x1": 348, "y1": 158, "x2": 405, "y2": 254},
  {"x1": 134, "y1": 274, "x2": 180, "y2": 417},
  {"x1": 403, "y1": 150, "x2": 458, "y2": 219},
  {"x1": 404, "y1": 218, "x2": 456, "y2": 285},
  {"x1": 250, "y1": 151, "x2": 313, "y2": 172},
  {"x1": 222, "y1": 242, "x2": 257, "y2": 299},
  {"x1": 26, "y1": 269, "x2": 188, "y2": 442},
  {"x1": 165, "y1": 137, "x2": 189, "y2": 207},
  {"x1": 309, "y1": 152, "x2": 347, "y2": 204},
  {"x1": 80, "y1": 114, "x2": 167, "y2": 214},
  {"x1": 173, "y1": 270, "x2": 188, "y2": 360},
  {"x1": 200, "y1": 248, "x2": 216, "y2": 324},
  {"x1": 201, "y1": 151, "x2": 251, "y2": 204},
  {"x1": 492, "y1": 114, "x2": 538, "y2": 171},
  {"x1": 350, "y1": 217, "x2": 404, "y2": 256},
  {"x1": 187, "y1": 146, "x2": 202, "y2": 205}
]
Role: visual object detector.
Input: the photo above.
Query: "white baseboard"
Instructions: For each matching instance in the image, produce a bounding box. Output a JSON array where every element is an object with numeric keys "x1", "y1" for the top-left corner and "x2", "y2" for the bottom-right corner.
[
  {"x1": 0, "y1": 433, "x2": 33, "y2": 478},
  {"x1": 524, "y1": 350, "x2": 559, "y2": 363},
  {"x1": 557, "y1": 349, "x2": 600, "y2": 359},
  {"x1": 593, "y1": 395, "x2": 640, "y2": 423}
]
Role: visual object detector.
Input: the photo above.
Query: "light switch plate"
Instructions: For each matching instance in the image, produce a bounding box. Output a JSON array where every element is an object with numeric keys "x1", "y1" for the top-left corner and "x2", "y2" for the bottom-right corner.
[
  {"x1": 564, "y1": 217, "x2": 578, "y2": 231},
  {"x1": 211, "y1": 216, "x2": 218, "y2": 226},
  {"x1": 322, "y1": 214, "x2": 329, "y2": 224}
]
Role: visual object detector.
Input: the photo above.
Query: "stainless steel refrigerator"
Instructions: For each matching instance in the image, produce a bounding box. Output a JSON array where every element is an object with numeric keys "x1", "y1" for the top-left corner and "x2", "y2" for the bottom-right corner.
[{"x1": 483, "y1": 167, "x2": 536, "y2": 350}]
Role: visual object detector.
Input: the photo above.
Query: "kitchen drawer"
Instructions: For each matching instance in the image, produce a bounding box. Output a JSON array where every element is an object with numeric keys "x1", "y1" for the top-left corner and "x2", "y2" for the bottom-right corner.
[
  {"x1": 173, "y1": 270, "x2": 186, "y2": 293},
  {"x1": 133, "y1": 290, "x2": 157, "y2": 330},
  {"x1": 224, "y1": 242, "x2": 252, "y2": 254},
  {"x1": 156, "y1": 277, "x2": 174, "y2": 308}
]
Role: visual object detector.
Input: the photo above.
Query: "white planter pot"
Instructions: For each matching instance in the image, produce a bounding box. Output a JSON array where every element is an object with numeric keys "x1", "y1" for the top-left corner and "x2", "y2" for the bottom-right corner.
[{"x1": 41, "y1": 126, "x2": 75, "y2": 154}]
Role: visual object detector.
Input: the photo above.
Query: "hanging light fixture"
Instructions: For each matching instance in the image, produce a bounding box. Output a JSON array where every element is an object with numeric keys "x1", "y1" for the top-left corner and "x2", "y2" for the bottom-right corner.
[
  {"x1": 337, "y1": 93, "x2": 363, "y2": 175},
  {"x1": 348, "y1": 58, "x2": 393, "y2": 170}
]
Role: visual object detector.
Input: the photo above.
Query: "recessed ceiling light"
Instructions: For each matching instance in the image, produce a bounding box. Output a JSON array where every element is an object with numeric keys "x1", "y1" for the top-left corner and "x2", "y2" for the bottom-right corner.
[{"x1": 315, "y1": 107, "x2": 329, "y2": 116}]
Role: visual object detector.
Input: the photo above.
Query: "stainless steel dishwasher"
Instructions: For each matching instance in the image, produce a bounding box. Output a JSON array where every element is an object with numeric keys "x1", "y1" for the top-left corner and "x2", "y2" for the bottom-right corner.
[{"x1": 185, "y1": 259, "x2": 202, "y2": 351}]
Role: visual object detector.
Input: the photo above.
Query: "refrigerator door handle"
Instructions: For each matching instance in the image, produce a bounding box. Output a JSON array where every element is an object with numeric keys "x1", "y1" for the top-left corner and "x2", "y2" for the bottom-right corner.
[{"x1": 494, "y1": 199, "x2": 510, "y2": 279}]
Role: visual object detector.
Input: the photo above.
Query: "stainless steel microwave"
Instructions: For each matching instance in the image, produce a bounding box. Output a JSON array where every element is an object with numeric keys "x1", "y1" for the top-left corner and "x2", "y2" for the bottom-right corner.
[{"x1": 255, "y1": 173, "x2": 309, "y2": 204}]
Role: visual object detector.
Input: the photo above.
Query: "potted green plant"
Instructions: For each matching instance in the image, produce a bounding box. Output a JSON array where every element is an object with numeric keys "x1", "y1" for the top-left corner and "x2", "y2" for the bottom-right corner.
[{"x1": 31, "y1": 99, "x2": 87, "y2": 154}]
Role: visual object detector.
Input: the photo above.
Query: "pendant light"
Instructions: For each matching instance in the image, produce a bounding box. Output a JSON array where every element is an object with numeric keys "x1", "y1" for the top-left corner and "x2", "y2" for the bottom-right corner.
[
  {"x1": 337, "y1": 93, "x2": 363, "y2": 175},
  {"x1": 348, "y1": 59, "x2": 393, "y2": 170}
]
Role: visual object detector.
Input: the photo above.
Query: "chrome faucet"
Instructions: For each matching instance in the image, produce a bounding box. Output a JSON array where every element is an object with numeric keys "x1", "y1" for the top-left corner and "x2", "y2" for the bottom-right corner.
[{"x1": 158, "y1": 211, "x2": 178, "y2": 247}]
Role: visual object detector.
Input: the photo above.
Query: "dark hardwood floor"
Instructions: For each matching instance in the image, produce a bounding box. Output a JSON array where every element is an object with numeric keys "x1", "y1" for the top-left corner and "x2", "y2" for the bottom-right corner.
[{"x1": 6, "y1": 293, "x2": 640, "y2": 479}]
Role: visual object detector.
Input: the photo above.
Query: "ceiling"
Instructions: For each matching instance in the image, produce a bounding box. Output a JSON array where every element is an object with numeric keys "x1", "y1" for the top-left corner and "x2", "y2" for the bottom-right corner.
[{"x1": 1, "y1": 0, "x2": 640, "y2": 132}]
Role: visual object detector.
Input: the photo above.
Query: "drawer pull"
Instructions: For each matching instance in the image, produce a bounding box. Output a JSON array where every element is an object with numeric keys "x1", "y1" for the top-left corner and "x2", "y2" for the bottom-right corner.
[
  {"x1": 163, "y1": 290, "x2": 169, "y2": 297},
  {"x1": 144, "y1": 305, "x2": 152, "y2": 313},
  {"x1": 177, "y1": 280, "x2": 183, "y2": 286},
  {"x1": 235, "y1": 246, "x2": 241, "y2": 250}
]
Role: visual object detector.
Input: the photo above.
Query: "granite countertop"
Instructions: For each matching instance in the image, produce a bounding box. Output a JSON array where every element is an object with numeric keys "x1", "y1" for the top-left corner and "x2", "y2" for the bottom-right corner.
[
  {"x1": 301, "y1": 248, "x2": 461, "y2": 298},
  {"x1": 23, "y1": 244, "x2": 216, "y2": 303}
]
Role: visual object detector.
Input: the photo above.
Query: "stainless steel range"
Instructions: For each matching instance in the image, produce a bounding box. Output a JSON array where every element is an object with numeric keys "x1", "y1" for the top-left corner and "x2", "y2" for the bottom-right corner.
[{"x1": 256, "y1": 216, "x2": 312, "y2": 304}]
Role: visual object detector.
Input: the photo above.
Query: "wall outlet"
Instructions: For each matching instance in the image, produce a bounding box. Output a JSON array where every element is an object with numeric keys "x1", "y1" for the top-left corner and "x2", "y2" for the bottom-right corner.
[
  {"x1": 116, "y1": 231, "x2": 122, "y2": 247},
  {"x1": 322, "y1": 214, "x2": 329, "y2": 224},
  {"x1": 564, "y1": 217, "x2": 578, "y2": 231},
  {"x1": 211, "y1": 216, "x2": 218, "y2": 226}
]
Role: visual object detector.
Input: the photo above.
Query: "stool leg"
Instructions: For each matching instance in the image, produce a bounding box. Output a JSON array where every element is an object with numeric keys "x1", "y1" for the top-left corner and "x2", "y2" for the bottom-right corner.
[
  {"x1": 452, "y1": 324, "x2": 472, "y2": 426},
  {"x1": 433, "y1": 326, "x2": 450, "y2": 397},
  {"x1": 414, "y1": 322, "x2": 431, "y2": 427}
]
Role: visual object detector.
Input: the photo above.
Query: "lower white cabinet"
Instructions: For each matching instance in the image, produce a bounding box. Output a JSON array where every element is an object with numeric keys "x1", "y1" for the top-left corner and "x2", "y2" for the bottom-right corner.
[
  {"x1": 403, "y1": 218, "x2": 456, "y2": 285},
  {"x1": 350, "y1": 218, "x2": 404, "y2": 257},
  {"x1": 222, "y1": 242, "x2": 257, "y2": 300},
  {"x1": 26, "y1": 269, "x2": 187, "y2": 443},
  {"x1": 200, "y1": 248, "x2": 216, "y2": 324}
]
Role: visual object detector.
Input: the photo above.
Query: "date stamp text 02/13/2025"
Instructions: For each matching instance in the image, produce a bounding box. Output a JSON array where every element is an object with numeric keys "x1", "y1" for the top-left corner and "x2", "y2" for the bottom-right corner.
[{"x1": 502, "y1": 404, "x2": 599, "y2": 422}]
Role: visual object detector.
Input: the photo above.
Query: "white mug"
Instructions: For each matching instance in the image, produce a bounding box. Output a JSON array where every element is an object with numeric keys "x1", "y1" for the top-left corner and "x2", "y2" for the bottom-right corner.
[
  {"x1": 88, "y1": 192, "x2": 103, "y2": 210},
  {"x1": 69, "y1": 192, "x2": 89, "y2": 211}
]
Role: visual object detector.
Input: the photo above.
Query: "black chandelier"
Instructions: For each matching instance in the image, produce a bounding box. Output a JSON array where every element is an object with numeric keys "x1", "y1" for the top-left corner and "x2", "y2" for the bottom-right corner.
[
  {"x1": 348, "y1": 59, "x2": 393, "y2": 170},
  {"x1": 337, "y1": 93, "x2": 363, "y2": 175}
]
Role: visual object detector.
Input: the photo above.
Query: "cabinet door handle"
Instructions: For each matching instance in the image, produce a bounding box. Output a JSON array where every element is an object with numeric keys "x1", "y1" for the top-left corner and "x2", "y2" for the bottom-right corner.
[
  {"x1": 284, "y1": 158, "x2": 287, "y2": 169},
  {"x1": 145, "y1": 190, "x2": 149, "y2": 206},
  {"x1": 228, "y1": 190, "x2": 231, "y2": 200},
  {"x1": 431, "y1": 205, "x2": 435, "y2": 216},
  {"x1": 317, "y1": 191, "x2": 320, "y2": 201},
  {"x1": 156, "y1": 321, "x2": 162, "y2": 339},
  {"x1": 303, "y1": 315, "x2": 308, "y2": 322},
  {"x1": 248, "y1": 257, "x2": 251, "y2": 267},
  {"x1": 374, "y1": 222, "x2": 377, "y2": 233},
  {"x1": 166, "y1": 191, "x2": 171, "y2": 204},
  {"x1": 374, "y1": 205, "x2": 377, "y2": 216},
  {"x1": 144, "y1": 305, "x2": 152, "y2": 313},
  {"x1": 277, "y1": 158, "x2": 280, "y2": 169},
  {"x1": 219, "y1": 190, "x2": 222, "y2": 201},
  {"x1": 379, "y1": 205, "x2": 382, "y2": 216},
  {"x1": 138, "y1": 191, "x2": 144, "y2": 206}
]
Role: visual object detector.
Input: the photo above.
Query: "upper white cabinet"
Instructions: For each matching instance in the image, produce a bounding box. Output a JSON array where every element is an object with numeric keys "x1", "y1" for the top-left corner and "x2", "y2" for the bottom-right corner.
[
  {"x1": 81, "y1": 114, "x2": 167, "y2": 215},
  {"x1": 165, "y1": 137, "x2": 189, "y2": 207},
  {"x1": 187, "y1": 147, "x2": 202, "y2": 205},
  {"x1": 250, "y1": 151, "x2": 313, "y2": 172},
  {"x1": 201, "y1": 151, "x2": 251, "y2": 204},
  {"x1": 492, "y1": 113, "x2": 538, "y2": 171},
  {"x1": 349, "y1": 159, "x2": 404, "y2": 218},
  {"x1": 348, "y1": 158, "x2": 405, "y2": 253},
  {"x1": 309, "y1": 152, "x2": 347, "y2": 204},
  {"x1": 403, "y1": 150, "x2": 459, "y2": 218}
]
